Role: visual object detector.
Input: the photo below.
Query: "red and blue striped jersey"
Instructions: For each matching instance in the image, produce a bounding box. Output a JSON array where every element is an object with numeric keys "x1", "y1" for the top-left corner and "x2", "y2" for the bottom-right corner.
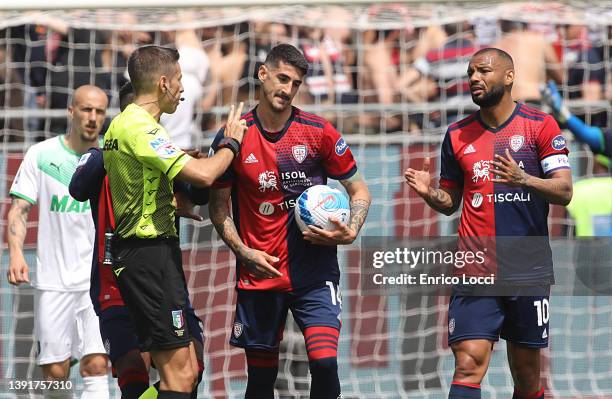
[
  {"x1": 211, "y1": 106, "x2": 357, "y2": 291},
  {"x1": 439, "y1": 103, "x2": 570, "y2": 282}
]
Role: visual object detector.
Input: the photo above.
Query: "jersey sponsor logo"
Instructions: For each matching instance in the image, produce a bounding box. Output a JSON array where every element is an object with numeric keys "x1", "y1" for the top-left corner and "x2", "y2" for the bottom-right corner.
[
  {"x1": 471, "y1": 192, "x2": 483, "y2": 208},
  {"x1": 77, "y1": 153, "x2": 91, "y2": 167},
  {"x1": 486, "y1": 192, "x2": 531, "y2": 203},
  {"x1": 281, "y1": 170, "x2": 312, "y2": 189},
  {"x1": 448, "y1": 318, "x2": 455, "y2": 334},
  {"x1": 259, "y1": 202, "x2": 275, "y2": 215},
  {"x1": 472, "y1": 160, "x2": 491, "y2": 183},
  {"x1": 50, "y1": 195, "x2": 91, "y2": 213},
  {"x1": 103, "y1": 138, "x2": 118, "y2": 151},
  {"x1": 244, "y1": 153, "x2": 258, "y2": 164},
  {"x1": 233, "y1": 322, "x2": 243, "y2": 338},
  {"x1": 510, "y1": 135, "x2": 524, "y2": 152},
  {"x1": 463, "y1": 144, "x2": 476, "y2": 155},
  {"x1": 292, "y1": 145, "x2": 308, "y2": 163},
  {"x1": 551, "y1": 135, "x2": 566, "y2": 150},
  {"x1": 258, "y1": 171, "x2": 278, "y2": 192},
  {"x1": 335, "y1": 138, "x2": 348, "y2": 156},
  {"x1": 149, "y1": 137, "x2": 181, "y2": 159}
]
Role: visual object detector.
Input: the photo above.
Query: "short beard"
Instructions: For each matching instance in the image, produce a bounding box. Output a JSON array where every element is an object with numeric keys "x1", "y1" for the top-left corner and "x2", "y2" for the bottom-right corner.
[{"x1": 472, "y1": 84, "x2": 505, "y2": 108}]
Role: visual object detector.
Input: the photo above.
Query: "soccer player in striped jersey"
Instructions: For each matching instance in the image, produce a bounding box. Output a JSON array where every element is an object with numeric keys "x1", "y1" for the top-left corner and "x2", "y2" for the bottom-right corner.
[
  {"x1": 405, "y1": 48, "x2": 572, "y2": 399},
  {"x1": 8, "y1": 85, "x2": 111, "y2": 398},
  {"x1": 209, "y1": 44, "x2": 371, "y2": 399}
]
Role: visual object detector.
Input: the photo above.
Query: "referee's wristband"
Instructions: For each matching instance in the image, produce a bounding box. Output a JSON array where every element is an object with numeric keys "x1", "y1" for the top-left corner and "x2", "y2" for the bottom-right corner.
[{"x1": 217, "y1": 137, "x2": 241, "y2": 157}]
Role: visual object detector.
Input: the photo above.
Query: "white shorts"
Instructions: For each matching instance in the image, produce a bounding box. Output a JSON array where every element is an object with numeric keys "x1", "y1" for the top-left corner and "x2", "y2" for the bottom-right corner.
[{"x1": 34, "y1": 290, "x2": 106, "y2": 365}]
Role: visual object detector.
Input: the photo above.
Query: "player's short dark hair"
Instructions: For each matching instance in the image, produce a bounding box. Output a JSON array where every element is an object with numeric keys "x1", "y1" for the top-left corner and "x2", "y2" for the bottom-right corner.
[
  {"x1": 472, "y1": 47, "x2": 514, "y2": 69},
  {"x1": 264, "y1": 44, "x2": 308, "y2": 76},
  {"x1": 128, "y1": 45, "x2": 179, "y2": 95},
  {"x1": 119, "y1": 81, "x2": 134, "y2": 111}
]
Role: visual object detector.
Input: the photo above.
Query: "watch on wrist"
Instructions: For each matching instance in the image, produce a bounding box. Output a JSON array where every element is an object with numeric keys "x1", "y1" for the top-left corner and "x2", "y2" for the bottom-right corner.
[{"x1": 217, "y1": 137, "x2": 241, "y2": 156}]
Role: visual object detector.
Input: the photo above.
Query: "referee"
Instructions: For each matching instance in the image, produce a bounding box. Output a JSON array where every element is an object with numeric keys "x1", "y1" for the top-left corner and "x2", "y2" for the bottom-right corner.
[{"x1": 103, "y1": 45, "x2": 245, "y2": 399}]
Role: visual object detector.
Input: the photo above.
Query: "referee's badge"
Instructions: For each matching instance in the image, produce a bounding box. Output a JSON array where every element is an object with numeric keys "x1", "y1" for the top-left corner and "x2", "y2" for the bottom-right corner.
[
  {"x1": 233, "y1": 322, "x2": 243, "y2": 338},
  {"x1": 510, "y1": 135, "x2": 524, "y2": 152},
  {"x1": 172, "y1": 310, "x2": 185, "y2": 329}
]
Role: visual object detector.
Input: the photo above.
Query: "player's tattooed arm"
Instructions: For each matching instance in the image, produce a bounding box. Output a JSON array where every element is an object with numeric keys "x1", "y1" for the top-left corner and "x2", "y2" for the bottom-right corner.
[
  {"x1": 209, "y1": 187, "x2": 282, "y2": 279},
  {"x1": 340, "y1": 172, "x2": 371, "y2": 237},
  {"x1": 304, "y1": 172, "x2": 371, "y2": 246},
  {"x1": 405, "y1": 158, "x2": 461, "y2": 216},
  {"x1": 7, "y1": 197, "x2": 32, "y2": 285},
  {"x1": 492, "y1": 149, "x2": 573, "y2": 205}
]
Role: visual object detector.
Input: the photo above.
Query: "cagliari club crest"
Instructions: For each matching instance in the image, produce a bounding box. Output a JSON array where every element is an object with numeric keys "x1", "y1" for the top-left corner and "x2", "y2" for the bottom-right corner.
[
  {"x1": 233, "y1": 322, "x2": 243, "y2": 338},
  {"x1": 510, "y1": 135, "x2": 524, "y2": 152},
  {"x1": 292, "y1": 145, "x2": 308, "y2": 163}
]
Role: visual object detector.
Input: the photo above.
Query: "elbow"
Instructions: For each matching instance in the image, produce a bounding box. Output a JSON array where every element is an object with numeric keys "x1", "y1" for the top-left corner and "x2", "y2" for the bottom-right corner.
[
  {"x1": 195, "y1": 171, "x2": 215, "y2": 188},
  {"x1": 560, "y1": 186, "x2": 573, "y2": 206}
]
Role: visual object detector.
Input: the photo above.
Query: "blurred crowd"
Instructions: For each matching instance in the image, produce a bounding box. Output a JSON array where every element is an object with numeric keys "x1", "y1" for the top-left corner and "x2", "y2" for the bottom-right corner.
[{"x1": 0, "y1": 8, "x2": 611, "y2": 144}]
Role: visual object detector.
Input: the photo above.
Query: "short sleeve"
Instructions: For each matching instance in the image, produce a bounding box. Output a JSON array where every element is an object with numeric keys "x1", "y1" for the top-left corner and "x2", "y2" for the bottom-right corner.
[
  {"x1": 129, "y1": 125, "x2": 191, "y2": 179},
  {"x1": 209, "y1": 127, "x2": 235, "y2": 188},
  {"x1": 536, "y1": 115, "x2": 570, "y2": 175},
  {"x1": 321, "y1": 121, "x2": 357, "y2": 180},
  {"x1": 9, "y1": 147, "x2": 39, "y2": 204},
  {"x1": 439, "y1": 130, "x2": 463, "y2": 189}
]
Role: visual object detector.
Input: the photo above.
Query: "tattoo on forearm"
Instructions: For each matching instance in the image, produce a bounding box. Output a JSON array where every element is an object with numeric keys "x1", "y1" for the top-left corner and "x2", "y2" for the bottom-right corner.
[
  {"x1": 8, "y1": 199, "x2": 31, "y2": 250},
  {"x1": 425, "y1": 188, "x2": 454, "y2": 213},
  {"x1": 349, "y1": 199, "x2": 370, "y2": 235},
  {"x1": 209, "y1": 191, "x2": 246, "y2": 257}
]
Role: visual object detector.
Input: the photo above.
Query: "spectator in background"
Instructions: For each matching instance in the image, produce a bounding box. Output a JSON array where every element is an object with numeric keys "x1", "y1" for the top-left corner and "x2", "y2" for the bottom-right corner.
[
  {"x1": 557, "y1": 23, "x2": 606, "y2": 127},
  {"x1": 160, "y1": 28, "x2": 210, "y2": 150},
  {"x1": 0, "y1": 46, "x2": 25, "y2": 141},
  {"x1": 495, "y1": 19, "x2": 562, "y2": 103},
  {"x1": 402, "y1": 21, "x2": 478, "y2": 126}
]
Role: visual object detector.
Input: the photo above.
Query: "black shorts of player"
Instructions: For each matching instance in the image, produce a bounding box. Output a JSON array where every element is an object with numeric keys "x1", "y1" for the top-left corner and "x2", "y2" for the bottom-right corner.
[
  {"x1": 111, "y1": 237, "x2": 191, "y2": 351},
  {"x1": 99, "y1": 303, "x2": 204, "y2": 366}
]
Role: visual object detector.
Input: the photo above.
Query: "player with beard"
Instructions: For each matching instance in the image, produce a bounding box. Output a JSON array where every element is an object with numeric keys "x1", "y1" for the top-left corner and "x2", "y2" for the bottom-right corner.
[
  {"x1": 405, "y1": 48, "x2": 572, "y2": 399},
  {"x1": 208, "y1": 44, "x2": 371, "y2": 399}
]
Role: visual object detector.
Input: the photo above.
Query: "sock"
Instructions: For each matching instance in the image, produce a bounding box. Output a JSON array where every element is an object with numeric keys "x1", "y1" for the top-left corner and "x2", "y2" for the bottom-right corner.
[
  {"x1": 449, "y1": 381, "x2": 481, "y2": 399},
  {"x1": 513, "y1": 387, "x2": 545, "y2": 399},
  {"x1": 309, "y1": 357, "x2": 340, "y2": 399},
  {"x1": 81, "y1": 375, "x2": 110, "y2": 399},
  {"x1": 245, "y1": 349, "x2": 279, "y2": 399},
  {"x1": 304, "y1": 326, "x2": 340, "y2": 399},
  {"x1": 118, "y1": 367, "x2": 150, "y2": 399},
  {"x1": 138, "y1": 386, "x2": 158, "y2": 399},
  {"x1": 157, "y1": 391, "x2": 190, "y2": 399}
]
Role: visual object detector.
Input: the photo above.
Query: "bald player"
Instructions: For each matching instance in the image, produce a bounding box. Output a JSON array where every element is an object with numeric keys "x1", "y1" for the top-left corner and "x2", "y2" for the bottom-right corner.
[
  {"x1": 8, "y1": 85, "x2": 110, "y2": 398},
  {"x1": 405, "y1": 48, "x2": 572, "y2": 399}
]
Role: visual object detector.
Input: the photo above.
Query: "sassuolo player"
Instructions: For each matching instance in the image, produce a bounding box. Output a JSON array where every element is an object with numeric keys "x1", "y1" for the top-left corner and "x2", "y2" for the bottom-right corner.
[
  {"x1": 208, "y1": 44, "x2": 371, "y2": 399},
  {"x1": 8, "y1": 85, "x2": 111, "y2": 398},
  {"x1": 405, "y1": 48, "x2": 572, "y2": 399}
]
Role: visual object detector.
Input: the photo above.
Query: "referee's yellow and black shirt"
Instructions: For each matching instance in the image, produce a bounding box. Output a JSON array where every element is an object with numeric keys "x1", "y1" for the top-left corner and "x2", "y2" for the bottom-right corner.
[{"x1": 103, "y1": 103, "x2": 191, "y2": 239}]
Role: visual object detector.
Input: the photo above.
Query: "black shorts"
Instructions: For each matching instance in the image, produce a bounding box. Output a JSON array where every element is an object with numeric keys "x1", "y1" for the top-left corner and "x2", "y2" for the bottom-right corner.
[{"x1": 111, "y1": 237, "x2": 191, "y2": 351}]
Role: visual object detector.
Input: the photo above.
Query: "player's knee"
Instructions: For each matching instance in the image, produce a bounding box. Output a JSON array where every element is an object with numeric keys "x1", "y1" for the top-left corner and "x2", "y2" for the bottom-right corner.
[
  {"x1": 80, "y1": 354, "x2": 109, "y2": 377},
  {"x1": 42, "y1": 363, "x2": 70, "y2": 380},
  {"x1": 454, "y1": 352, "x2": 487, "y2": 381}
]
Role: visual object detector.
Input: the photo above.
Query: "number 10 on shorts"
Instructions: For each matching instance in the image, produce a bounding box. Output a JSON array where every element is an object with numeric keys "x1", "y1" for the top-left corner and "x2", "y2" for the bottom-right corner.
[{"x1": 533, "y1": 298, "x2": 550, "y2": 326}]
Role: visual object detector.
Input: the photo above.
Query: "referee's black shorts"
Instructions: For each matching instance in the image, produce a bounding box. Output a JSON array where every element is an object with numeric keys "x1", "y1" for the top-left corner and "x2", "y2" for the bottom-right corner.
[{"x1": 111, "y1": 236, "x2": 192, "y2": 351}]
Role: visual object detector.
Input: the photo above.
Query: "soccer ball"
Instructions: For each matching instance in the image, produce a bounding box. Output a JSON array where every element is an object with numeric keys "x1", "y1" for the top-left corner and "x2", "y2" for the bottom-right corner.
[{"x1": 295, "y1": 185, "x2": 350, "y2": 232}]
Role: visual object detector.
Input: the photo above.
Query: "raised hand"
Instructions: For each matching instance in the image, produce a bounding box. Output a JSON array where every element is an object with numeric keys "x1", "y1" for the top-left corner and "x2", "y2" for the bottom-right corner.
[
  {"x1": 224, "y1": 102, "x2": 248, "y2": 144},
  {"x1": 404, "y1": 157, "x2": 433, "y2": 198}
]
